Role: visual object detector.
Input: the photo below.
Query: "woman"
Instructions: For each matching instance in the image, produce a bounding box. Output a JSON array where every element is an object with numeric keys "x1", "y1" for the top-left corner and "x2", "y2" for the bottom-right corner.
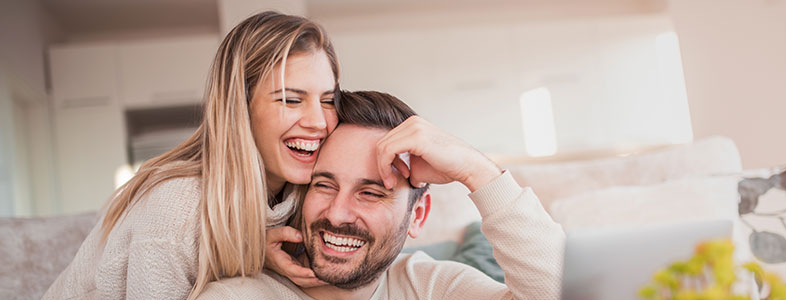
[{"x1": 44, "y1": 11, "x2": 337, "y2": 300}]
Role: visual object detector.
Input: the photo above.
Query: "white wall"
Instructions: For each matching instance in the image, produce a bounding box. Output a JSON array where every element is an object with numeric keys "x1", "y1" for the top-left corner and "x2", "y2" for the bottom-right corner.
[
  {"x1": 0, "y1": 0, "x2": 60, "y2": 92},
  {"x1": 0, "y1": 76, "x2": 14, "y2": 216},
  {"x1": 668, "y1": 0, "x2": 786, "y2": 169},
  {"x1": 323, "y1": 12, "x2": 692, "y2": 156},
  {"x1": 0, "y1": 0, "x2": 61, "y2": 216}
]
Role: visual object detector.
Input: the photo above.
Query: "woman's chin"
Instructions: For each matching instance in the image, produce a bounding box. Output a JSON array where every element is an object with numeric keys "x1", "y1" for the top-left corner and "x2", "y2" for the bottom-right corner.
[{"x1": 283, "y1": 170, "x2": 314, "y2": 185}]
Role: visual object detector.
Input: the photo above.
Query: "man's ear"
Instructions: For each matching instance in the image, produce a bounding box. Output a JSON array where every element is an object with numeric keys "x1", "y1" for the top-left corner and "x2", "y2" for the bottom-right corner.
[{"x1": 407, "y1": 192, "x2": 431, "y2": 238}]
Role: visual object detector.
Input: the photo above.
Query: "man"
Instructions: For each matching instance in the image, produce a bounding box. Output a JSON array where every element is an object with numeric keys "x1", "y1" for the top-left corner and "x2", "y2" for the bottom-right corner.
[{"x1": 198, "y1": 91, "x2": 565, "y2": 300}]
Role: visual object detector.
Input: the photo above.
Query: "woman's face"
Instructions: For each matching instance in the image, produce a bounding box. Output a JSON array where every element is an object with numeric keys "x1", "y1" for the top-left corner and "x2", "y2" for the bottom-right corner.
[{"x1": 249, "y1": 50, "x2": 338, "y2": 193}]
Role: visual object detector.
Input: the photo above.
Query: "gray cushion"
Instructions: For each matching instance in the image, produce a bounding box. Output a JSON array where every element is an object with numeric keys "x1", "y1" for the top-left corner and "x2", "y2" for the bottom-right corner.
[
  {"x1": 449, "y1": 221, "x2": 504, "y2": 283},
  {"x1": 0, "y1": 212, "x2": 97, "y2": 300}
]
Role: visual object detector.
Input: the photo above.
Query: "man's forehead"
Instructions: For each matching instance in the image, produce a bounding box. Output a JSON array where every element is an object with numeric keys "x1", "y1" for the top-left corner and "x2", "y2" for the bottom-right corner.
[{"x1": 314, "y1": 124, "x2": 388, "y2": 180}]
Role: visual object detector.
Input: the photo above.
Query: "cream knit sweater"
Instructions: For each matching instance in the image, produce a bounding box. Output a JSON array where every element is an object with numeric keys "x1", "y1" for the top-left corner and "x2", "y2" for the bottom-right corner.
[
  {"x1": 43, "y1": 176, "x2": 300, "y2": 300},
  {"x1": 197, "y1": 171, "x2": 566, "y2": 300}
]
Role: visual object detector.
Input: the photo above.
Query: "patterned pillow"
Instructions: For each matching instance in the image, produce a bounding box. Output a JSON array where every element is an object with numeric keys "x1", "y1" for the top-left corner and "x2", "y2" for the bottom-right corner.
[{"x1": 738, "y1": 168, "x2": 786, "y2": 276}]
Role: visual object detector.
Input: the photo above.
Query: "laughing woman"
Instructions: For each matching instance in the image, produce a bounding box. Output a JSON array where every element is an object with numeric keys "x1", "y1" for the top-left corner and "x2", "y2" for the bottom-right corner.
[{"x1": 44, "y1": 11, "x2": 338, "y2": 300}]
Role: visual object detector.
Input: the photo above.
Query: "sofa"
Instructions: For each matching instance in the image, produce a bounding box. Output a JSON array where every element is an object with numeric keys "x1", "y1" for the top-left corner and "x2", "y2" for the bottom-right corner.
[{"x1": 0, "y1": 136, "x2": 748, "y2": 299}]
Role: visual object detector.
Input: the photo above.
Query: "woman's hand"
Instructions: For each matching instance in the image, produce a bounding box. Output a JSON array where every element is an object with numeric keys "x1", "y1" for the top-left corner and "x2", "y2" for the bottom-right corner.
[
  {"x1": 264, "y1": 226, "x2": 327, "y2": 288},
  {"x1": 376, "y1": 116, "x2": 502, "y2": 192}
]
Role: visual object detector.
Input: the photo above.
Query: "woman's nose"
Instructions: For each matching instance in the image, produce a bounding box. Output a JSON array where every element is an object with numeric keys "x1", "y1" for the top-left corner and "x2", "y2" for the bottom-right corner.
[{"x1": 298, "y1": 100, "x2": 328, "y2": 130}]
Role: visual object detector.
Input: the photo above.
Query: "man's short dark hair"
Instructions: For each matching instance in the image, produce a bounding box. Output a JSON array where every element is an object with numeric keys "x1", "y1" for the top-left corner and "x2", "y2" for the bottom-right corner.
[{"x1": 337, "y1": 90, "x2": 429, "y2": 209}]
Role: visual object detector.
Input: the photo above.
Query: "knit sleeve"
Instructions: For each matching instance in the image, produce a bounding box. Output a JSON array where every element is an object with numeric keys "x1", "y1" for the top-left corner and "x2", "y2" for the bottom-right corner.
[
  {"x1": 119, "y1": 176, "x2": 201, "y2": 299},
  {"x1": 126, "y1": 239, "x2": 196, "y2": 299},
  {"x1": 469, "y1": 170, "x2": 566, "y2": 300}
]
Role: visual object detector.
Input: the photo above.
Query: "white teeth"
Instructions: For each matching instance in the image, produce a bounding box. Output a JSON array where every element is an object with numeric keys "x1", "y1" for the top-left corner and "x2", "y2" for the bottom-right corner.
[
  {"x1": 322, "y1": 232, "x2": 366, "y2": 250},
  {"x1": 285, "y1": 139, "x2": 320, "y2": 152},
  {"x1": 326, "y1": 243, "x2": 354, "y2": 252}
]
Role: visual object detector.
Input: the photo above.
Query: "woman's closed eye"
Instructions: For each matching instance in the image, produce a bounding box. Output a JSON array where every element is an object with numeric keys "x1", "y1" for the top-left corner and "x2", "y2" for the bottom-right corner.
[{"x1": 279, "y1": 98, "x2": 302, "y2": 104}]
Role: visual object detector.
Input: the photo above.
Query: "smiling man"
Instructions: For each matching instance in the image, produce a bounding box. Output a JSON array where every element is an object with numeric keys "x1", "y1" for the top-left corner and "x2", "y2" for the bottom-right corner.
[{"x1": 198, "y1": 91, "x2": 565, "y2": 300}]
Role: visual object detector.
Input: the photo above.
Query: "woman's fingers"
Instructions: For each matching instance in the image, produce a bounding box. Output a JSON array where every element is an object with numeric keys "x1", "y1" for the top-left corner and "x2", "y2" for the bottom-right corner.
[
  {"x1": 264, "y1": 227, "x2": 327, "y2": 288},
  {"x1": 292, "y1": 277, "x2": 329, "y2": 288},
  {"x1": 277, "y1": 256, "x2": 315, "y2": 278},
  {"x1": 267, "y1": 226, "x2": 303, "y2": 243}
]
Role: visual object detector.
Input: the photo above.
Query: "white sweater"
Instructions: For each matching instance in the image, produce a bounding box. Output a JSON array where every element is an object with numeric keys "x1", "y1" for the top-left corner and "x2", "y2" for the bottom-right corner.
[
  {"x1": 43, "y1": 176, "x2": 300, "y2": 300},
  {"x1": 197, "y1": 171, "x2": 566, "y2": 300}
]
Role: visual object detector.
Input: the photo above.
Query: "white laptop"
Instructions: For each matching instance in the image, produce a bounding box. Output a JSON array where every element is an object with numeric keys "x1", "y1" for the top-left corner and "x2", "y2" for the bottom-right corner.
[{"x1": 561, "y1": 220, "x2": 733, "y2": 300}]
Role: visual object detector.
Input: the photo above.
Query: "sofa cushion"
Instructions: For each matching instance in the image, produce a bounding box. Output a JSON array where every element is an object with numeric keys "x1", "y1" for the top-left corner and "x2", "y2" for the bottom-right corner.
[
  {"x1": 737, "y1": 168, "x2": 786, "y2": 278},
  {"x1": 403, "y1": 181, "x2": 481, "y2": 248},
  {"x1": 549, "y1": 176, "x2": 740, "y2": 229},
  {"x1": 505, "y1": 136, "x2": 742, "y2": 209},
  {"x1": 0, "y1": 212, "x2": 97, "y2": 300},
  {"x1": 548, "y1": 175, "x2": 748, "y2": 262}
]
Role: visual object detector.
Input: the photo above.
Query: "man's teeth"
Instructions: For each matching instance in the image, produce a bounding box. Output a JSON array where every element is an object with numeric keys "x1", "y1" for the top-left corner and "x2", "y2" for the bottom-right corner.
[
  {"x1": 323, "y1": 232, "x2": 365, "y2": 252},
  {"x1": 285, "y1": 140, "x2": 319, "y2": 151}
]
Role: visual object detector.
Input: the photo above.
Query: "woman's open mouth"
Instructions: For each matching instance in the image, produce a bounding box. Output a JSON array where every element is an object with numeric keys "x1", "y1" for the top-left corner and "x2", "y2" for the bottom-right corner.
[{"x1": 284, "y1": 138, "x2": 320, "y2": 158}]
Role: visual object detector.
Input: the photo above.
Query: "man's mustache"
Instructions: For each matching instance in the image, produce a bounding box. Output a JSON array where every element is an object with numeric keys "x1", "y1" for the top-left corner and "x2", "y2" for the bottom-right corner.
[{"x1": 309, "y1": 218, "x2": 375, "y2": 244}]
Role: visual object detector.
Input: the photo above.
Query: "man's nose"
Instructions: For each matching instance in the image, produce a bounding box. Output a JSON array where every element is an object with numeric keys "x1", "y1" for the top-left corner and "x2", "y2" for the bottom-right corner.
[
  {"x1": 298, "y1": 99, "x2": 328, "y2": 130},
  {"x1": 323, "y1": 192, "x2": 358, "y2": 226}
]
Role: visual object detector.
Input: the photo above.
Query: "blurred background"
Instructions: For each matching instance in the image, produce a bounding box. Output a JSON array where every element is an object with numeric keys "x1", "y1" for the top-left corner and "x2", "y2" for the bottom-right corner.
[{"x1": 0, "y1": 0, "x2": 783, "y2": 217}]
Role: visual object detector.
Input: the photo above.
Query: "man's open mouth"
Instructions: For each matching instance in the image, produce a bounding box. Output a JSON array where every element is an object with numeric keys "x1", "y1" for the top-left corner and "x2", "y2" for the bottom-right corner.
[
  {"x1": 284, "y1": 138, "x2": 320, "y2": 157},
  {"x1": 321, "y1": 231, "x2": 366, "y2": 253}
]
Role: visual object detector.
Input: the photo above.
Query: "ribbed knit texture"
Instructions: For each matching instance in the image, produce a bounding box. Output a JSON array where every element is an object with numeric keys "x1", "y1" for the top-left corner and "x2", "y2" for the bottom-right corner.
[
  {"x1": 42, "y1": 176, "x2": 300, "y2": 300},
  {"x1": 267, "y1": 184, "x2": 299, "y2": 228},
  {"x1": 197, "y1": 171, "x2": 566, "y2": 300}
]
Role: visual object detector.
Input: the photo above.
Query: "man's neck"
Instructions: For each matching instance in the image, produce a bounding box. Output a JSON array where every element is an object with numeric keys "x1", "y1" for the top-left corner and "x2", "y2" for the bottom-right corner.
[
  {"x1": 303, "y1": 276, "x2": 383, "y2": 300},
  {"x1": 301, "y1": 276, "x2": 383, "y2": 300}
]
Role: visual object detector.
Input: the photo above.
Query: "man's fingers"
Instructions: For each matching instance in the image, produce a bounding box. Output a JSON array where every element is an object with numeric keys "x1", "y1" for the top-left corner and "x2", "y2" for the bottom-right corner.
[
  {"x1": 392, "y1": 156, "x2": 410, "y2": 179},
  {"x1": 377, "y1": 129, "x2": 427, "y2": 188}
]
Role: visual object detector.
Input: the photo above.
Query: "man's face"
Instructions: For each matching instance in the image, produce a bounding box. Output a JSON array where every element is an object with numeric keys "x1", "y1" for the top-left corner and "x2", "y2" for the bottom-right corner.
[{"x1": 301, "y1": 124, "x2": 417, "y2": 290}]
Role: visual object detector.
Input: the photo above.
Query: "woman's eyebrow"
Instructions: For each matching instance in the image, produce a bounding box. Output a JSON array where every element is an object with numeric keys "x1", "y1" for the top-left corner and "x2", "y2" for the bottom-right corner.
[{"x1": 269, "y1": 87, "x2": 308, "y2": 95}]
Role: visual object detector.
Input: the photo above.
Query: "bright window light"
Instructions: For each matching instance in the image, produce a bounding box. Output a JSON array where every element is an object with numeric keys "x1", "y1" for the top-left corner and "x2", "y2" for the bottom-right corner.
[
  {"x1": 655, "y1": 31, "x2": 693, "y2": 143},
  {"x1": 520, "y1": 87, "x2": 557, "y2": 157},
  {"x1": 114, "y1": 164, "x2": 136, "y2": 189}
]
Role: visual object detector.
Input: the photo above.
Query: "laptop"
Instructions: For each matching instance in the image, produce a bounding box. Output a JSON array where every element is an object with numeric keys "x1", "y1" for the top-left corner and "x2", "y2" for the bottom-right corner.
[{"x1": 561, "y1": 220, "x2": 733, "y2": 300}]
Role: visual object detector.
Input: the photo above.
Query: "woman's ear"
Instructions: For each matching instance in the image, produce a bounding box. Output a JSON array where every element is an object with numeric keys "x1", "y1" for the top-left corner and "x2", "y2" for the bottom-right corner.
[{"x1": 407, "y1": 192, "x2": 431, "y2": 238}]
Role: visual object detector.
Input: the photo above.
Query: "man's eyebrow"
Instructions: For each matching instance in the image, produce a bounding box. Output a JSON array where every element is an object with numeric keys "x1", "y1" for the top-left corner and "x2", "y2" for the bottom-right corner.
[
  {"x1": 269, "y1": 88, "x2": 308, "y2": 95},
  {"x1": 360, "y1": 179, "x2": 394, "y2": 192},
  {"x1": 321, "y1": 89, "x2": 336, "y2": 96},
  {"x1": 312, "y1": 171, "x2": 335, "y2": 180}
]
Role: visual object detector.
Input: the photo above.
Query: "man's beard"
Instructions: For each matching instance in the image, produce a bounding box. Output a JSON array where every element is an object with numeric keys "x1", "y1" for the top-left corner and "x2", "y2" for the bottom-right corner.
[{"x1": 304, "y1": 215, "x2": 410, "y2": 290}]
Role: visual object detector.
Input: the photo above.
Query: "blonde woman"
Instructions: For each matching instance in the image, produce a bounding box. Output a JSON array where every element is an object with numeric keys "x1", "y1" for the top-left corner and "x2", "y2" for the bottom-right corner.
[{"x1": 44, "y1": 11, "x2": 337, "y2": 299}]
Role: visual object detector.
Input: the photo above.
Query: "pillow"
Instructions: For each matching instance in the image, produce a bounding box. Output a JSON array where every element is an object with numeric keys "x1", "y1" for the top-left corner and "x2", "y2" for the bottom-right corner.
[
  {"x1": 505, "y1": 136, "x2": 742, "y2": 209},
  {"x1": 548, "y1": 175, "x2": 748, "y2": 261},
  {"x1": 548, "y1": 176, "x2": 739, "y2": 229},
  {"x1": 738, "y1": 168, "x2": 786, "y2": 278},
  {"x1": 404, "y1": 181, "x2": 481, "y2": 248},
  {"x1": 449, "y1": 221, "x2": 504, "y2": 283},
  {"x1": 0, "y1": 212, "x2": 97, "y2": 300},
  {"x1": 401, "y1": 241, "x2": 459, "y2": 261},
  {"x1": 402, "y1": 221, "x2": 504, "y2": 283}
]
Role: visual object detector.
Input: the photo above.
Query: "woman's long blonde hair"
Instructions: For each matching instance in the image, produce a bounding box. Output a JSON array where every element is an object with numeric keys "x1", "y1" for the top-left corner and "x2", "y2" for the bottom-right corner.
[{"x1": 99, "y1": 11, "x2": 339, "y2": 299}]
